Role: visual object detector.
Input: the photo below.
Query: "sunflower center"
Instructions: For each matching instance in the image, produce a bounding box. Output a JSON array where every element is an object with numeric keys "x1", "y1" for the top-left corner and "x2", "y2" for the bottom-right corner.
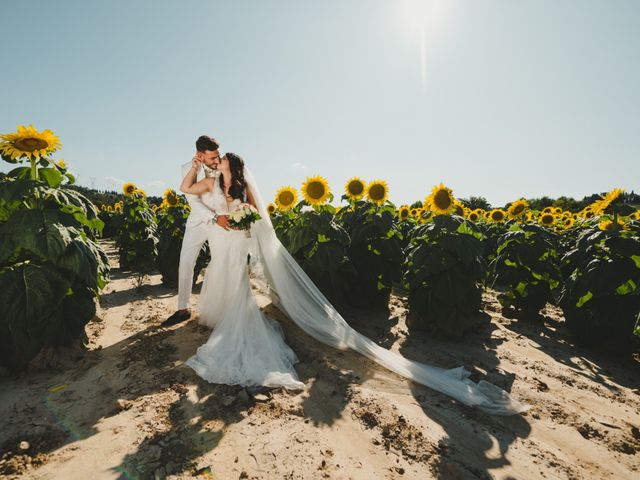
[
  {"x1": 307, "y1": 182, "x2": 325, "y2": 200},
  {"x1": 14, "y1": 137, "x2": 49, "y2": 152},
  {"x1": 512, "y1": 204, "x2": 525, "y2": 215},
  {"x1": 279, "y1": 191, "x2": 295, "y2": 205},
  {"x1": 348, "y1": 182, "x2": 364, "y2": 195},
  {"x1": 369, "y1": 184, "x2": 385, "y2": 201},
  {"x1": 433, "y1": 190, "x2": 452, "y2": 210},
  {"x1": 469, "y1": 213, "x2": 478, "y2": 221},
  {"x1": 541, "y1": 214, "x2": 553, "y2": 224},
  {"x1": 492, "y1": 211, "x2": 504, "y2": 221}
]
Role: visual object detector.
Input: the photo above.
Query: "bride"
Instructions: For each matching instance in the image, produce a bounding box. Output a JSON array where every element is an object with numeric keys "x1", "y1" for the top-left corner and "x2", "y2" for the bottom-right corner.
[{"x1": 179, "y1": 153, "x2": 529, "y2": 416}]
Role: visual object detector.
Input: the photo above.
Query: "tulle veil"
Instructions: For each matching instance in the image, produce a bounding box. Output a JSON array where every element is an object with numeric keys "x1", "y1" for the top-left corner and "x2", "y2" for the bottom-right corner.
[{"x1": 242, "y1": 167, "x2": 529, "y2": 416}]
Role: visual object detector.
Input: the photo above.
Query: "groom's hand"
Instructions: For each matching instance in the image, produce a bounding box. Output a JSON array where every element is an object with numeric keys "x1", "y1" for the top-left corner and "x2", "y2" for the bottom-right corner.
[{"x1": 216, "y1": 215, "x2": 231, "y2": 230}]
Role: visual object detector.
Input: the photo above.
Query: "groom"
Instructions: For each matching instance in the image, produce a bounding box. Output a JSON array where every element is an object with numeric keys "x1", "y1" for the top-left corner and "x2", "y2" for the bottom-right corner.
[{"x1": 162, "y1": 135, "x2": 230, "y2": 326}]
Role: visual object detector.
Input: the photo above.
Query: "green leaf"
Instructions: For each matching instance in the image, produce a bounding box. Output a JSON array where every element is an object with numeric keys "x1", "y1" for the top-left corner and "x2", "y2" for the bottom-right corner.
[
  {"x1": 576, "y1": 291, "x2": 593, "y2": 308},
  {"x1": 39, "y1": 167, "x2": 63, "y2": 188},
  {"x1": 615, "y1": 279, "x2": 637, "y2": 296},
  {"x1": 9, "y1": 209, "x2": 73, "y2": 260}
]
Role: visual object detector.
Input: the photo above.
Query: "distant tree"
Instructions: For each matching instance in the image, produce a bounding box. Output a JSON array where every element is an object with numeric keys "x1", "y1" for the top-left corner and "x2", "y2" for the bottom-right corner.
[
  {"x1": 552, "y1": 196, "x2": 582, "y2": 212},
  {"x1": 410, "y1": 200, "x2": 423, "y2": 209},
  {"x1": 68, "y1": 184, "x2": 161, "y2": 207},
  {"x1": 459, "y1": 196, "x2": 491, "y2": 210},
  {"x1": 526, "y1": 196, "x2": 554, "y2": 211}
]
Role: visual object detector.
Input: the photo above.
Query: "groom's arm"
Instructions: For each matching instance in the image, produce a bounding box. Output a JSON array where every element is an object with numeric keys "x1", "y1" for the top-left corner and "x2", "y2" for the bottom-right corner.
[{"x1": 180, "y1": 161, "x2": 217, "y2": 225}]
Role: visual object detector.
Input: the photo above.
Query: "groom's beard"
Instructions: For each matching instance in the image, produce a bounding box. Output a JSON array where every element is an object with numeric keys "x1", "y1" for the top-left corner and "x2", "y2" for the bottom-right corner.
[{"x1": 203, "y1": 164, "x2": 218, "y2": 177}]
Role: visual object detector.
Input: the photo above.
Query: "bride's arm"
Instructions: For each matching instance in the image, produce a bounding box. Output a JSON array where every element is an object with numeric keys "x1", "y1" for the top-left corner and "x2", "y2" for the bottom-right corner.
[{"x1": 180, "y1": 160, "x2": 213, "y2": 195}]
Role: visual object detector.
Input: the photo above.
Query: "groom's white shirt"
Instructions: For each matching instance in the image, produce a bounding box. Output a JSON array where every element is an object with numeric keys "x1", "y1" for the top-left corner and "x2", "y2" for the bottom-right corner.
[{"x1": 180, "y1": 161, "x2": 216, "y2": 227}]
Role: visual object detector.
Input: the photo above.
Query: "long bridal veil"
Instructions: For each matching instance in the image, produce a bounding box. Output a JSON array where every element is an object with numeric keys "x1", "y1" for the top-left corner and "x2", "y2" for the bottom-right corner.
[{"x1": 243, "y1": 167, "x2": 529, "y2": 416}]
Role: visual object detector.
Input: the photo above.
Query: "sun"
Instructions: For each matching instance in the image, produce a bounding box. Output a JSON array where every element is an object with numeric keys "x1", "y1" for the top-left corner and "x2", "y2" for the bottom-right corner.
[{"x1": 397, "y1": 0, "x2": 449, "y2": 35}]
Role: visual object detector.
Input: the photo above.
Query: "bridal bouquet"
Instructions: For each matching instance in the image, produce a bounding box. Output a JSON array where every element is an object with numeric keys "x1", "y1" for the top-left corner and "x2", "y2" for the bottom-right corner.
[{"x1": 228, "y1": 201, "x2": 262, "y2": 234}]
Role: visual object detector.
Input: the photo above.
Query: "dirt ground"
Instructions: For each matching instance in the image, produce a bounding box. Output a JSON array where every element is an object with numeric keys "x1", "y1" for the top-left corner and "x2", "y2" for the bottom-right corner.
[{"x1": 1, "y1": 240, "x2": 639, "y2": 479}]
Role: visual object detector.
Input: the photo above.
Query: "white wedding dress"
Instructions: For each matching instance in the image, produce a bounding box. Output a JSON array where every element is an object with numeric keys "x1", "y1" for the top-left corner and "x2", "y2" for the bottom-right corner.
[
  {"x1": 185, "y1": 180, "x2": 305, "y2": 390},
  {"x1": 185, "y1": 168, "x2": 530, "y2": 415}
]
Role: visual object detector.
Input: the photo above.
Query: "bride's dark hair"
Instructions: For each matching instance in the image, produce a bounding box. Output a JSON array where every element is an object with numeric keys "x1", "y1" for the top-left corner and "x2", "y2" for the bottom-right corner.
[{"x1": 220, "y1": 152, "x2": 247, "y2": 201}]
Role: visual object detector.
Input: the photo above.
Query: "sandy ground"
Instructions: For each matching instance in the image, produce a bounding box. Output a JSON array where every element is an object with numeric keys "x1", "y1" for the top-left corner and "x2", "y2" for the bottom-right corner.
[{"x1": 1, "y1": 240, "x2": 639, "y2": 480}]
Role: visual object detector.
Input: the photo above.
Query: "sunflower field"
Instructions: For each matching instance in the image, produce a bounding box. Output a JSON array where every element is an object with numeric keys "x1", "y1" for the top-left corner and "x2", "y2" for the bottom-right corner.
[
  {"x1": 7, "y1": 123, "x2": 637, "y2": 366},
  {"x1": 52, "y1": 170, "x2": 640, "y2": 355},
  {"x1": 0, "y1": 126, "x2": 109, "y2": 372},
  {"x1": 154, "y1": 189, "x2": 209, "y2": 288},
  {"x1": 267, "y1": 175, "x2": 640, "y2": 353}
]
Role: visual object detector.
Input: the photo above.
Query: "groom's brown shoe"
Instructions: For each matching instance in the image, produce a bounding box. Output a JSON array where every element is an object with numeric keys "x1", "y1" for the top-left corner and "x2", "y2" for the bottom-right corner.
[{"x1": 161, "y1": 309, "x2": 191, "y2": 327}]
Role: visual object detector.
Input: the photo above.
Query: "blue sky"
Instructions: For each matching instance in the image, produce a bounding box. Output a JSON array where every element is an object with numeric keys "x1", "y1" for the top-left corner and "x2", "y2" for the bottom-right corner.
[{"x1": 2, "y1": 0, "x2": 638, "y2": 206}]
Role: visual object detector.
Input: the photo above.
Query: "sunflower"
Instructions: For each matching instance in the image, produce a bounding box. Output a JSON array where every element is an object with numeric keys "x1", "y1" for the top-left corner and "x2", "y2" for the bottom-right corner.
[
  {"x1": 410, "y1": 208, "x2": 419, "y2": 218},
  {"x1": 598, "y1": 218, "x2": 627, "y2": 231},
  {"x1": 57, "y1": 159, "x2": 67, "y2": 169},
  {"x1": 398, "y1": 205, "x2": 411, "y2": 220},
  {"x1": 123, "y1": 182, "x2": 137, "y2": 196},
  {"x1": 562, "y1": 217, "x2": 575, "y2": 229},
  {"x1": 419, "y1": 209, "x2": 433, "y2": 223},
  {"x1": 366, "y1": 179, "x2": 389, "y2": 205},
  {"x1": 453, "y1": 200, "x2": 465, "y2": 216},
  {"x1": 301, "y1": 176, "x2": 331, "y2": 206},
  {"x1": 151, "y1": 204, "x2": 159, "y2": 212},
  {"x1": 591, "y1": 188, "x2": 625, "y2": 214},
  {"x1": 542, "y1": 206, "x2": 553, "y2": 214},
  {"x1": 507, "y1": 199, "x2": 529, "y2": 218},
  {"x1": 631, "y1": 210, "x2": 640, "y2": 220},
  {"x1": 425, "y1": 183, "x2": 455, "y2": 215},
  {"x1": 468, "y1": 211, "x2": 480, "y2": 222},
  {"x1": 539, "y1": 213, "x2": 556, "y2": 226},
  {"x1": 275, "y1": 186, "x2": 298, "y2": 210},
  {"x1": 553, "y1": 207, "x2": 563, "y2": 214},
  {"x1": 133, "y1": 188, "x2": 146, "y2": 198},
  {"x1": 164, "y1": 188, "x2": 179, "y2": 206},
  {"x1": 0, "y1": 124, "x2": 61, "y2": 160},
  {"x1": 344, "y1": 177, "x2": 367, "y2": 200},
  {"x1": 489, "y1": 209, "x2": 507, "y2": 222},
  {"x1": 114, "y1": 202, "x2": 123, "y2": 213},
  {"x1": 583, "y1": 210, "x2": 596, "y2": 219},
  {"x1": 267, "y1": 203, "x2": 277, "y2": 215}
]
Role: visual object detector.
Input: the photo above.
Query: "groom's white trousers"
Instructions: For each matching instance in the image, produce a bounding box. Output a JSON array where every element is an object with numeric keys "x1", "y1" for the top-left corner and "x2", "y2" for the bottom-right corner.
[{"x1": 177, "y1": 222, "x2": 210, "y2": 310}]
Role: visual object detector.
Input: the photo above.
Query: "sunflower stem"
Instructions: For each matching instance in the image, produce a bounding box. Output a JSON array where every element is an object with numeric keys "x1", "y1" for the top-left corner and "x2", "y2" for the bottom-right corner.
[{"x1": 30, "y1": 157, "x2": 39, "y2": 181}]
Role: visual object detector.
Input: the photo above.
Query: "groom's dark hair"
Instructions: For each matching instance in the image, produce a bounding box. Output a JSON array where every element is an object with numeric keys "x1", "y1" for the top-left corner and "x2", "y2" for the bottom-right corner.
[{"x1": 195, "y1": 135, "x2": 219, "y2": 152}]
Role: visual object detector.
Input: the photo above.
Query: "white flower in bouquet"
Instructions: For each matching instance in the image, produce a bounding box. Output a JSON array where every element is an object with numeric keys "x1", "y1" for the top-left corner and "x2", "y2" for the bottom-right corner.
[{"x1": 227, "y1": 201, "x2": 262, "y2": 233}]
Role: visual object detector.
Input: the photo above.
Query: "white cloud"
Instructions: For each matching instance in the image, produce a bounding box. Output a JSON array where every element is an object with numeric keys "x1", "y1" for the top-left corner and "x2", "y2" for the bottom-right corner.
[
  {"x1": 145, "y1": 180, "x2": 166, "y2": 189},
  {"x1": 104, "y1": 176, "x2": 125, "y2": 187}
]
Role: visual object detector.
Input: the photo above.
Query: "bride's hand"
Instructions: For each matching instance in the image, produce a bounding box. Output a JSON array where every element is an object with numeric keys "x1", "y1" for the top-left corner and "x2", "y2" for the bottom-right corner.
[
  {"x1": 216, "y1": 215, "x2": 231, "y2": 230},
  {"x1": 191, "y1": 157, "x2": 202, "y2": 170}
]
